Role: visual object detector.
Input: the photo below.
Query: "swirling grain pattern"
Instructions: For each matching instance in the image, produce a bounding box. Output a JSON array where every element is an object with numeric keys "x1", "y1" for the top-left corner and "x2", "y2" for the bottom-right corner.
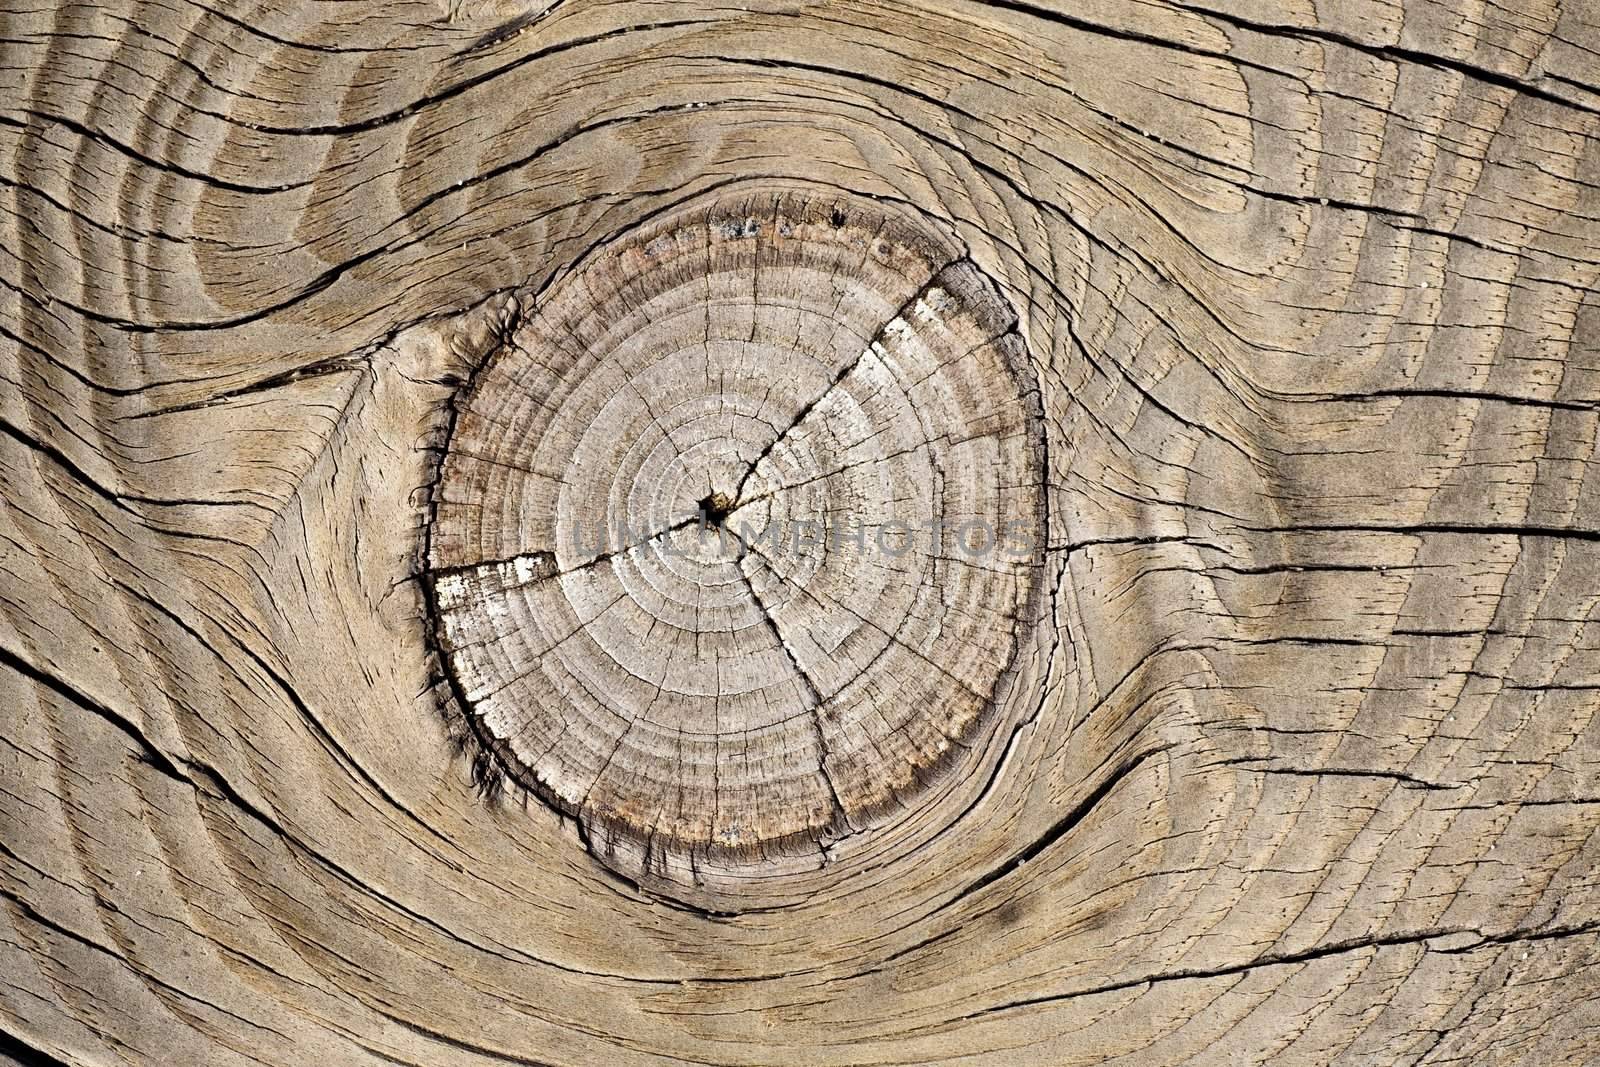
[{"x1": 1, "y1": 0, "x2": 1598, "y2": 1064}]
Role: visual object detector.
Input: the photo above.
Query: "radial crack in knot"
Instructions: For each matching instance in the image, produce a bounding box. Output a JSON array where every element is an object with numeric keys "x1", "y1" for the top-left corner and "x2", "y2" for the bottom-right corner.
[{"x1": 424, "y1": 187, "x2": 1049, "y2": 903}]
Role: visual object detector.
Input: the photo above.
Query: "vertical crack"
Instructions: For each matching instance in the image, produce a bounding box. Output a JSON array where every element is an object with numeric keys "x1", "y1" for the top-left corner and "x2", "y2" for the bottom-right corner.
[{"x1": 723, "y1": 528, "x2": 852, "y2": 832}]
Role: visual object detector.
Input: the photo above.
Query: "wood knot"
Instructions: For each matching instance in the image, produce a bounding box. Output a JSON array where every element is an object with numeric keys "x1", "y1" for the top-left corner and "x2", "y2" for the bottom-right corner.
[{"x1": 424, "y1": 188, "x2": 1048, "y2": 901}]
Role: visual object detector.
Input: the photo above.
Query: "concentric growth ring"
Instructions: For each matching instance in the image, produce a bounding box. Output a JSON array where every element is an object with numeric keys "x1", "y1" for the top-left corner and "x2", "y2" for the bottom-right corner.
[{"x1": 427, "y1": 189, "x2": 1047, "y2": 892}]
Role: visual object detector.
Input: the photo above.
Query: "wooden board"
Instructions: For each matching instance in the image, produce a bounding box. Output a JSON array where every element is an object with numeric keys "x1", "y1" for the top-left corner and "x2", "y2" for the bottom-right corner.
[{"x1": 2, "y1": 0, "x2": 1598, "y2": 1063}]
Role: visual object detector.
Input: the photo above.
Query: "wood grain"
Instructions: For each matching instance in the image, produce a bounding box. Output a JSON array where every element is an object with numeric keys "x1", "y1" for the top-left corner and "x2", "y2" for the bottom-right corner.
[
  {"x1": 426, "y1": 190, "x2": 1047, "y2": 902},
  {"x1": 2, "y1": 0, "x2": 1598, "y2": 1064}
]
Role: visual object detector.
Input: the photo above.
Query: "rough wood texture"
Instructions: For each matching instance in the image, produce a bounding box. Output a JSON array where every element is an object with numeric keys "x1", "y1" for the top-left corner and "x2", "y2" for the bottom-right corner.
[
  {"x1": 426, "y1": 190, "x2": 1048, "y2": 901},
  {"x1": 2, "y1": 0, "x2": 1598, "y2": 1064}
]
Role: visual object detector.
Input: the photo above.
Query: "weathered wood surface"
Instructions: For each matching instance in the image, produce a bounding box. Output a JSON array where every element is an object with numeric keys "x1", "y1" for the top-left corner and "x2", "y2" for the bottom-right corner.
[
  {"x1": 426, "y1": 190, "x2": 1050, "y2": 903},
  {"x1": 2, "y1": 0, "x2": 1599, "y2": 1064}
]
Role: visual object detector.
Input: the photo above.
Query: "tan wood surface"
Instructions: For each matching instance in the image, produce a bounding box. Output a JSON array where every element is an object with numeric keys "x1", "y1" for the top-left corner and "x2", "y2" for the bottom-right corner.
[{"x1": 2, "y1": 1, "x2": 1598, "y2": 1064}]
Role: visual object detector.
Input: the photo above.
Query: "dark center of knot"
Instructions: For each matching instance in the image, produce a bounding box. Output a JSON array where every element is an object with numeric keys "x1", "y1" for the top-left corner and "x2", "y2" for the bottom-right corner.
[{"x1": 699, "y1": 492, "x2": 735, "y2": 527}]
